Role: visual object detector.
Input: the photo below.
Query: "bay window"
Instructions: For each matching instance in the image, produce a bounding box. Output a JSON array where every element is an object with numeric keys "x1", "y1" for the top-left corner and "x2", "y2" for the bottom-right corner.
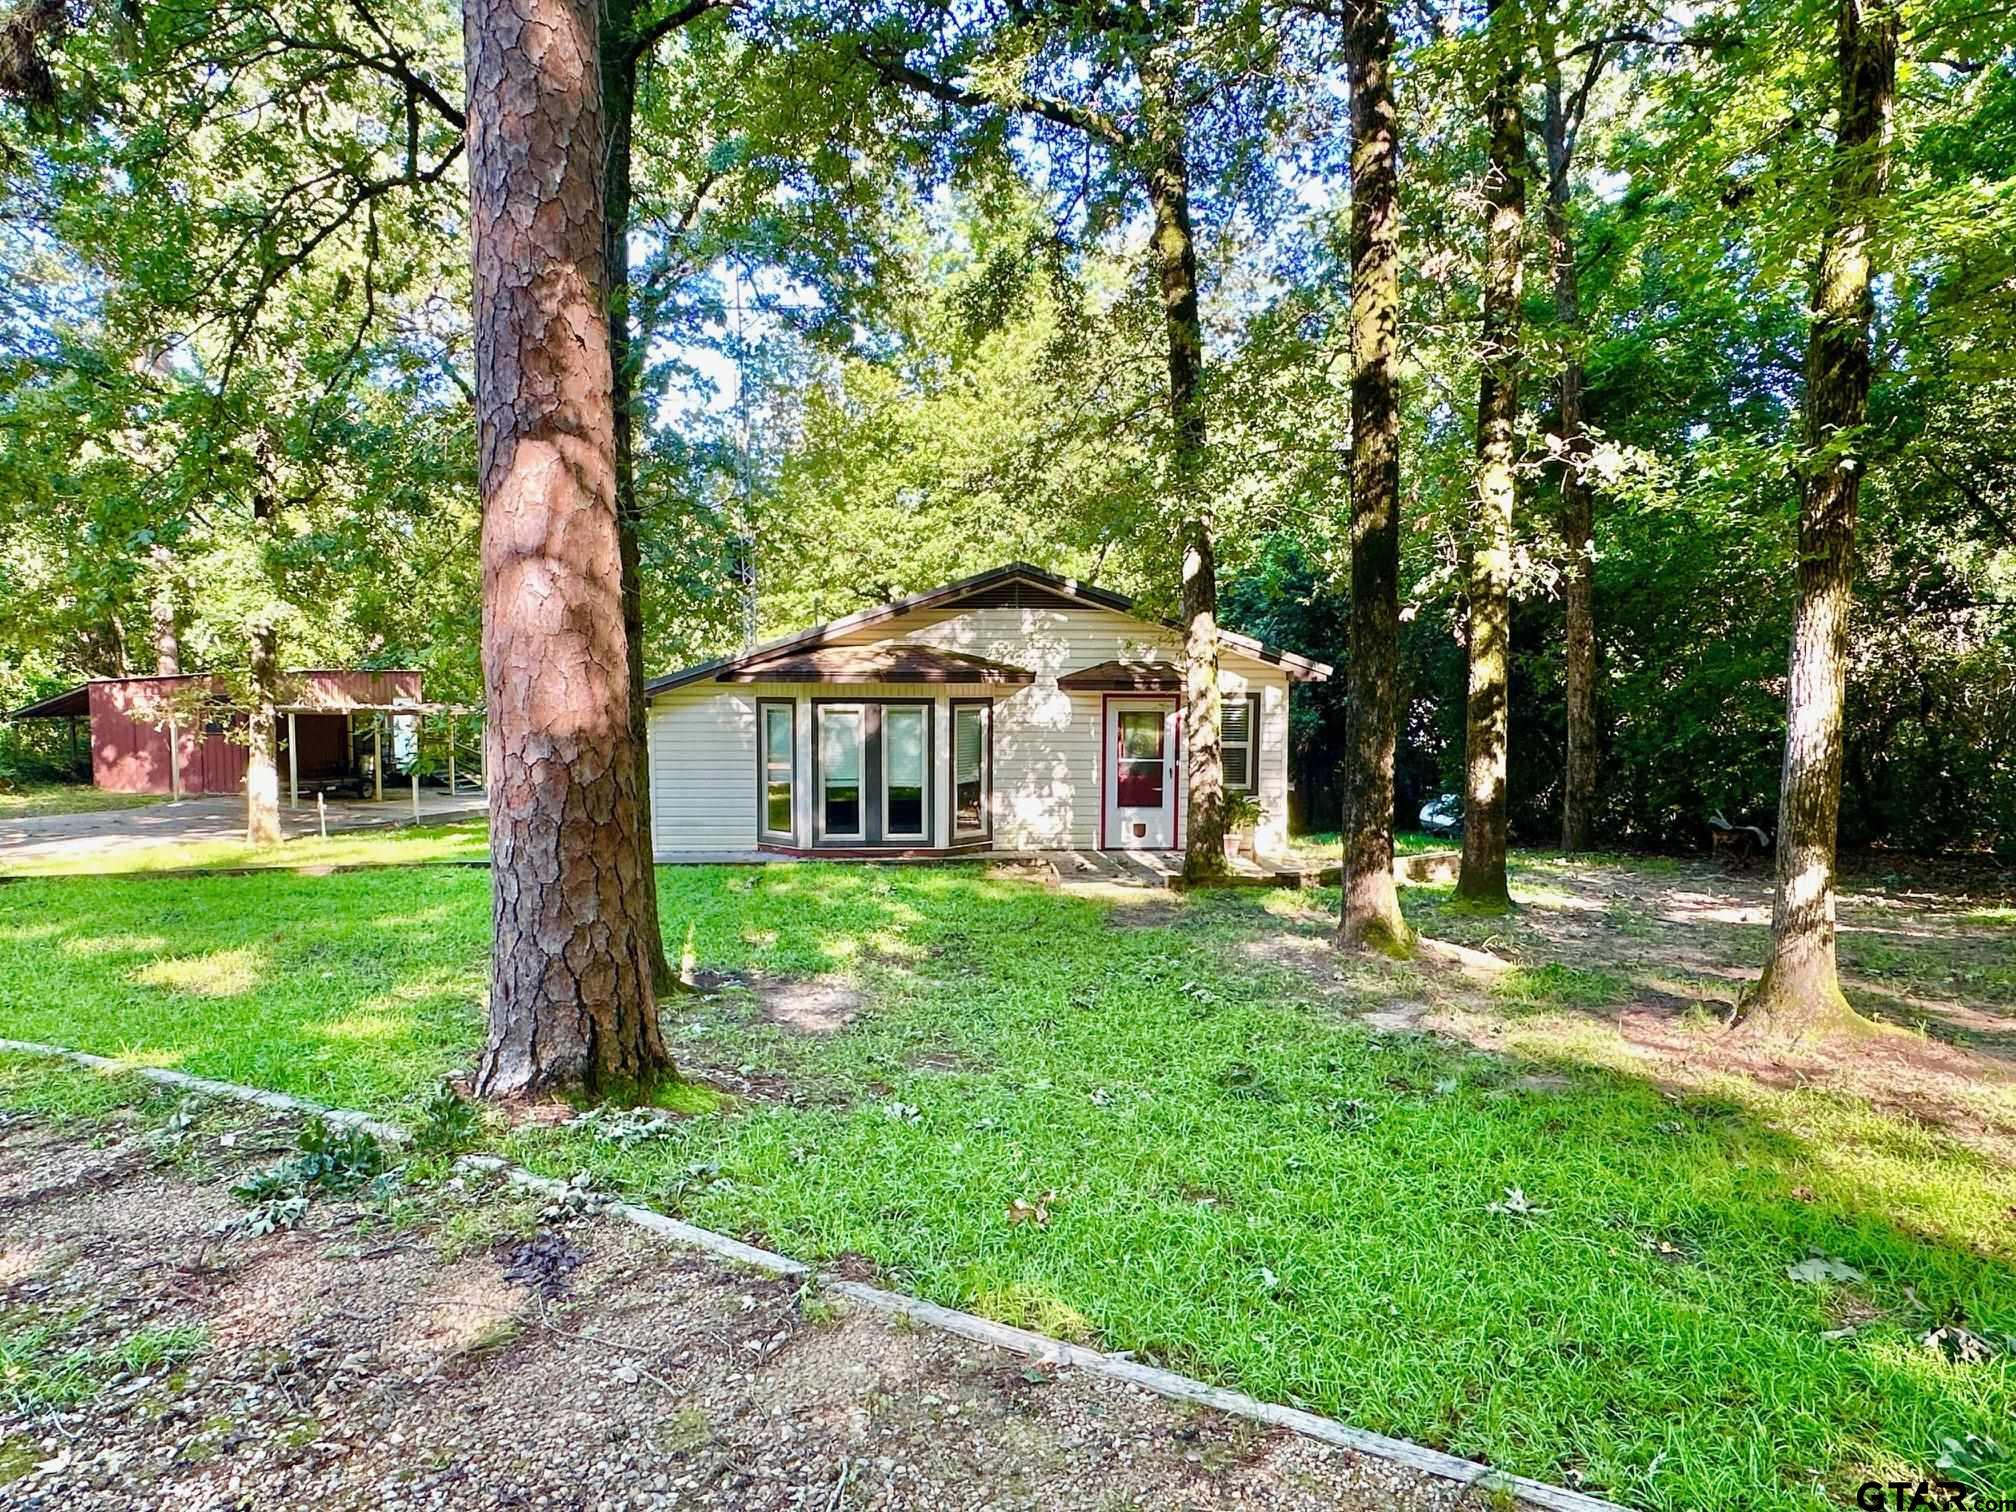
[{"x1": 806, "y1": 700, "x2": 934, "y2": 847}]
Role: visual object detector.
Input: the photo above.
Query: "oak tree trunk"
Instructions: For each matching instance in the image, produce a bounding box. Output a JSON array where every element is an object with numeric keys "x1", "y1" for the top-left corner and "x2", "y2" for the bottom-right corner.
[
  {"x1": 601, "y1": 3, "x2": 679, "y2": 995},
  {"x1": 1544, "y1": 80, "x2": 1596, "y2": 855},
  {"x1": 1337, "y1": 0, "x2": 1410, "y2": 953},
  {"x1": 466, "y1": 0, "x2": 671, "y2": 1100},
  {"x1": 150, "y1": 548, "x2": 182, "y2": 677},
  {"x1": 245, "y1": 492, "x2": 282, "y2": 845},
  {"x1": 245, "y1": 618, "x2": 282, "y2": 845},
  {"x1": 1457, "y1": 0, "x2": 1524, "y2": 911},
  {"x1": 1741, "y1": 0, "x2": 1897, "y2": 1037},
  {"x1": 1142, "y1": 57, "x2": 1226, "y2": 883}
]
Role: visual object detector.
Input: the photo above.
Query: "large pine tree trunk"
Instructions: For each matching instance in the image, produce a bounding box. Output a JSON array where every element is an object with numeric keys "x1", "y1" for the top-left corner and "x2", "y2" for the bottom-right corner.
[
  {"x1": 1456, "y1": 0, "x2": 1525, "y2": 911},
  {"x1": 1337, "y1": 0, "x2": 1410, "y2": 953},
  {"x1": 1142, "y1": 61, "x2": 1226, "y2": 883},
  {"x1": 1544, "y1": 81, "x2": 1596, "y2": 855},
  {"x1": 466, "y1": 0, "x2": 671, "y2": 1101},
  {"x1": 601, "y1": 4, "x2": 678, "y2": 995},
  {"x1": 1742, "y1": 0, "x2": 1897, "y2": 1037}
]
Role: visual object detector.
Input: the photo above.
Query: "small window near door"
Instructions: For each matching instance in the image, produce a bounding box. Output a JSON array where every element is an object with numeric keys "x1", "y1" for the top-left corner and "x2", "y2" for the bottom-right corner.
[
  {"x1": 818, "y1": 706, "x2": 863, "y2": 839},
  {"x1": 1222, "y1": 693, "x2": 1260, "y2": 792},
  {"x1": 952, "y1": 701, "x2": 989, "y2": 838},
  {"x1": 883, "y1": 705, "x2": 928, "y2": 840},
  {"x1": 759, "y1": 700, "x2": 795, "y2": 841}
]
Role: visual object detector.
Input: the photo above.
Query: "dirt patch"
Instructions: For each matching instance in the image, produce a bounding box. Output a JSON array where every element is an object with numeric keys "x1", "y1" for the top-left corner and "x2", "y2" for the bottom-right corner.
[
  {"x1": 1240, "y1": 858, "x2": 2016, "y2": 1159},
  {"x1": 754, "y1": 976, "x2": 863, "y2": 1034},
  {"x1": 0, "y1": 1102, "x2": 1490, "y2": 1512},
  {"x1": 1104, "y1": 896, "x2": 1186, "y2": 929},
  {"x1": 688, "y1": 1060, "x2": 800, "y2": 1103}
]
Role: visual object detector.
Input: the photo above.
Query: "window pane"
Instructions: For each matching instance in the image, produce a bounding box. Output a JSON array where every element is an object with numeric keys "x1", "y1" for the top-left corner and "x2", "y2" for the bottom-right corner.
[
  {"x1": 1224, "y1": 744, "x2": 1250, "y2": 790},
  {"x1": 820, "y1": 709, "x2": 862, "y2": 834},
  {"x1": 1117, "y1": 758, "x2": 1164, "y2": 808},
  {"x1": 954, "y1": 707, "x2": 982, "y2": 781},
  {"x1": 826, "y1": 789, "x2": 860, "y2": 834},
  {"x1": 1221, "y1": 699, "x2": 1251, "y2": 745},
  {"x1": 1119, "y1": 710, "x2": 1163, "y2": 760},
  {"x1": 765, "y1": 706, "x2": 792, "y2": 766},
  {"x1": 954, "y1": 706, "x2": 984, "y2": 832},
  {"x1": 1223, "y1": 697, "x2": 1253, "y2": 791},
  {"x1": 888, "y1": 789, "x2": 923, "y2": 834},
  {"x1": 886, "y1": 708, "x2": 925, "y2": 786},
  {"x1": 821, "y1": 710, "x2": 860, "y2": 782},
  {"x1": 766, "y1": 783, "x2": 792, "y2": 831}
]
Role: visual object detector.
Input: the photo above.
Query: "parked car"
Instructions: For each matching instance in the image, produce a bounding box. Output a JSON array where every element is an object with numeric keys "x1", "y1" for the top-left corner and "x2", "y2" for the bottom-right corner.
[{"x1": 1419, "y1": 792, "x2": 1463, "y2": 837}]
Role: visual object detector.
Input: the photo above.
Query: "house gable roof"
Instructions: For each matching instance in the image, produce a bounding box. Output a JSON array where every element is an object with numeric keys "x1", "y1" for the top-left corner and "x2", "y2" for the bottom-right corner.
[
  {"x1": 718, "y1": 644, "x2": 1034, "y2": 686},
  {"x1": 647, "y1": 563, "x2": 1333, "y2": 695}
]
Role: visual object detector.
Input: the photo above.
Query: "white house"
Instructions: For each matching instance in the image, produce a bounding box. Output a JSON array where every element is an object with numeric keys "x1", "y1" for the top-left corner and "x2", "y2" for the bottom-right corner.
[{"x1": 645, "y1": 563, "x2": 1331, "y2": 858}]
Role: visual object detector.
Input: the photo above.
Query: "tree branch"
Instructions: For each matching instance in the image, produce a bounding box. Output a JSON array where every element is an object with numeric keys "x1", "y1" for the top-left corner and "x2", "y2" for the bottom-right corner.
[
  {"x1": 626, "y1": 0, "x2": 729, "y2": 65},
  {"x1": 860, "y1": 44, "x2": 1132, "y2": 147}
]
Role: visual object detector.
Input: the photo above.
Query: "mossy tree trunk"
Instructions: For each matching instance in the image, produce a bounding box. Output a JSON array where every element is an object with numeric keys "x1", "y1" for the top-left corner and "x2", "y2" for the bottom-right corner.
[
  {"x1": 1456, "y1": 0, "x2": 1525, "y2": 912},
  {"x1": 1141, "y1": 54, "x2": 1226, "y2": 883},
  {"x1": 1741, "y1": 0, "x2": 1897, "y2": 1037},
  {"x1": 1543, "y1": 63, "x2": 1596, "y2": 855},
  {"x1": 1337, "y1": 0, "x2": 1410, "y2": 953}
]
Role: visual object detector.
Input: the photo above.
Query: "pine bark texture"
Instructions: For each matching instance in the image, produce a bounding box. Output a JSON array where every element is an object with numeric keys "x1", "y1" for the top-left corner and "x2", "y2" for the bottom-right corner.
[
  {"x1": 1457, "y1": 0, "x2": 1524, "y2": 910},
  {"x1": 1743, "y1": 0, "x2": 1897, "y2": 1035},
  {"x1": 466, "y1": 0, "x2": 670, "y2": 1100},
  {"x1": 1141, "y1": 56, "x2": 1226, "y2": 883},
  {"x1": 1544, "y1": 80, "x2": 1596, "y2": 854},
  {"x1": 1337, "y1": 0, "x2": 1410, "y2": 953},
  {"x1": 601, "y1": 2, "x2": 678, "y2": 995}
]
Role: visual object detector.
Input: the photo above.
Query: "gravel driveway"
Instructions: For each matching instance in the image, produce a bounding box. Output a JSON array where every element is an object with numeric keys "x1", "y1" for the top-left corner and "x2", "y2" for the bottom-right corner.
[
  {"x1": 0, "y1": 793, "x2": 486, "y2": 870},
  {"x1": 0, "y1": 1097, "x2": 1492, "y2": 1511}
]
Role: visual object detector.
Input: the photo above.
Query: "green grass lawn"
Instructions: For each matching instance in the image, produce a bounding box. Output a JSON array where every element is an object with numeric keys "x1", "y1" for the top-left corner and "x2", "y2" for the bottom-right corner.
[
  {"x1": 1276, "y1": 827, "x2": 1447, "y2": 868},
  {"x1": 0, "y1": 859, "x2": 2011, "y2": 1509},
  {"x1": 0, "y1": 783, "x2": 166, "y2": 820}
]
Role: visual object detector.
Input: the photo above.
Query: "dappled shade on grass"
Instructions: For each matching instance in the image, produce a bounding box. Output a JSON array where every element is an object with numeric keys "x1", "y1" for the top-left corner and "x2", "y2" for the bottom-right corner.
[{"x1": 1, "y1": 860, "x2": 2012, "y2": 1509}]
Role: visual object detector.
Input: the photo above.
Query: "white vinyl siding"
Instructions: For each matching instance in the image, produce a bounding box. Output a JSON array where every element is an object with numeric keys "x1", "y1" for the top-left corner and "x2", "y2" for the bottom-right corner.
[{"x1": 648, "y1": 598, "x2": 1297, "y2": 855}]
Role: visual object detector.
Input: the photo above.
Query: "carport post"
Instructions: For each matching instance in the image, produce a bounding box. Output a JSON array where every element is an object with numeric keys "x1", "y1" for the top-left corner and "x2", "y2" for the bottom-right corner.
[
  {"x1": 168, "y1": 718, "x2": 181, "y2": 802},
  {"x1": 286, "y1": 711, "x2": 299, "y2": 807},
  {"x1": 447, "y1": 717, "x2": 456, "y2": 796},
  {"x1": 373, "y1": 718, "x2": 383, "y2": 802},
  {"x1": 412, "y1": 768, "x2": 420, "y2": 822}
]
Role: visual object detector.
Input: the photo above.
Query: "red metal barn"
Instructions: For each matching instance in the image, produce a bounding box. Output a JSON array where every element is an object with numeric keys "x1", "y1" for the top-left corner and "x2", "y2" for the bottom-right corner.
[{"x1": 7, "y1": 670, "x2": 423, "y2": 797}]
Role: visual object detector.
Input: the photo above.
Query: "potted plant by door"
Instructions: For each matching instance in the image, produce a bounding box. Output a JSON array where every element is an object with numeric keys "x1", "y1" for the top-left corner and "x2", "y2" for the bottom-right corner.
[{"x1": 1222, "y1": 790, "x2": 1265, "y2": 862}]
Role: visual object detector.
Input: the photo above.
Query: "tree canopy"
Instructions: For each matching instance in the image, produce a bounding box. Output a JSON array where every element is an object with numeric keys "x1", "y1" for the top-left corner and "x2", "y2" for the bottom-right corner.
[{"x1": 1, "y1": 0, "x2": 2010, "y2": 860}]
